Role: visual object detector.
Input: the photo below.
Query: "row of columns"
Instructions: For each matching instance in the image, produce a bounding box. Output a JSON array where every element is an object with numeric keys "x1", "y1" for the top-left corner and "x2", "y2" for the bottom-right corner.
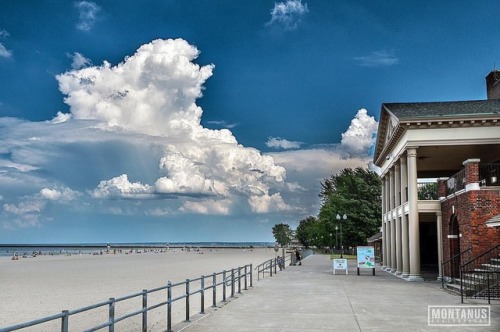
[{"x1": 381, "y1": 148, "x2": 424, "y2": 281}]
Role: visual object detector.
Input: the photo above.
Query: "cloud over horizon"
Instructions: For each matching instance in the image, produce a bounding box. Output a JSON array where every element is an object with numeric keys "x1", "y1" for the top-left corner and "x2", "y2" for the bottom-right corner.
[
  {"x1": 1, "y1": 39, "x2": 304, "y2": 229},
  {"x1": 0, "y1": 38, "x2": 378, "y2": 232}
]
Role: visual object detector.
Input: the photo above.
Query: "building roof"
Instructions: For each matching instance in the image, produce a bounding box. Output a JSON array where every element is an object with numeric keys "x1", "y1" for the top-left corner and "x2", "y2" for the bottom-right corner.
[
  {"x1": 373, "y1": 98, "x2": 500, "y2": 166},
  {"x1": 383, "y1": 99, "x2": 500, "y2": 120},
  {"x1": 367, "y1": 232, "x2": 382, "y2": 242}
]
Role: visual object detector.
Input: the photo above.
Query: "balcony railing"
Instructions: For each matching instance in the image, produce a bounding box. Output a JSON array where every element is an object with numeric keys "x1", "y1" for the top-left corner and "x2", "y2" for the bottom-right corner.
[
  {"x1": 445, "y1": 169, "x2": 466, "y2": 196},
  {"x1": 479, "y1": 163, "x2": 500, "y2": 187}
]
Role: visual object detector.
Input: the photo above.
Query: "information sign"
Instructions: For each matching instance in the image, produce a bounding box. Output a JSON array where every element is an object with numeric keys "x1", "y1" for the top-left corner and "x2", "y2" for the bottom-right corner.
[
  {"x1": 356, "y1": 246, "x2": 375, "y2": 275},
  {"x1": 333, "y1": 259, "x2": 348, "y2": 275}
]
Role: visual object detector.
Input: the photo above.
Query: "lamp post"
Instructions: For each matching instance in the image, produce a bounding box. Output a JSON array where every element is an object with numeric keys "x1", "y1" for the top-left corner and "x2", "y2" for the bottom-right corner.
[
  {"x1": 336, "y1": 214, "x2": 347, "y2": 258},
  {"x1": 329, "y1": 233, "x2": 333, "y2": 254},
  {"x1": 335, "y1": 226, "x2": 338, "y2": 251}
]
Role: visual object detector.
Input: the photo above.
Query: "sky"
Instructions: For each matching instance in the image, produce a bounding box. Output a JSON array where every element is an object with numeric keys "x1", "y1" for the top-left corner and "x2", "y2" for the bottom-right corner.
[{"x1": 1, "y1": 1, "x2": 499, "y2": 244}]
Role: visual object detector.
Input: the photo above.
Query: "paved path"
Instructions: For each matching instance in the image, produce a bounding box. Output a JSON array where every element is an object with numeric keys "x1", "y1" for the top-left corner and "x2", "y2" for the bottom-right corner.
[{"x1": 179, "y1": 254, "x2": 499, "y2": 332}]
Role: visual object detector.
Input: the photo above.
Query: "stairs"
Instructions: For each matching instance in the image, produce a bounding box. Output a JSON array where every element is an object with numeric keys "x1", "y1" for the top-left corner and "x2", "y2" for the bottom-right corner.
[{"x1": 445, "y1": 253, "x2": 500, "y2": 299}]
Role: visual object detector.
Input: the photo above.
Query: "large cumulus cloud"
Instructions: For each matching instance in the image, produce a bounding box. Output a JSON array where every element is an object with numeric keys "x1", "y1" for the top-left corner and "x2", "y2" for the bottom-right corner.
[{"x1": 1, "y1": 39, "x2": 293, "y2": 229}]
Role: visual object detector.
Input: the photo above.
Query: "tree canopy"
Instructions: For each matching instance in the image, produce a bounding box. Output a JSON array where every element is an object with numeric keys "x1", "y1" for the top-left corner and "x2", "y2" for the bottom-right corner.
[
  {"x1": 272, "y1": 223, "x2": 293, "y2": 246},
  {"x1": 271, "y1": 167, "x2": 382, "y2": 250},
  {"x1": 315, "y1": 167, "x2": 381, "y2": 249}
]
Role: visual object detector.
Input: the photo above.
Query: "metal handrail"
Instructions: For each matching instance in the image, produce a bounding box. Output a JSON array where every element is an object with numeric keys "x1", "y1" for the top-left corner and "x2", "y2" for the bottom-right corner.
[
  {"x1": 0, "y1": 263, "x2": 253, "y2": 332},
  {"x1": 460, "y1": 244, "x2": 500, "y2": 304},
  {"x1": 441, "y1": 246, "x2": 472, "y2": 288}
]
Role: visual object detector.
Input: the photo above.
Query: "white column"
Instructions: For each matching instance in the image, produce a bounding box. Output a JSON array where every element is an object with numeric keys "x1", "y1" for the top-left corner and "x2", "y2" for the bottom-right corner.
[
  {"x1": 389, "y1": 168, "x2": 395, "y2": 211},
  {"x1": 407, "y1": 147, "x2": 423, "y2": 281},
  {"x1": 385, "y1": 220, "x2": 392, "y2": 270},
  {"x1": 400, "y1": 156, "x2": 410, "y2": 278},
  {"x1": 401, "y1": 213, "x2": 410, "y2": 277},
  {"x1": 390, "y1": 217, "x2": 396, "y2": 273},
  {"x1": 436, "y1": 211, "x2": 443, "y2": 281},
  {"x1": 381, "y1": 176, "x2": 387, "y2": 269},
  {"x1": 394, "y1": 161, "x2": 402, "y2": 275},
  {"x1": 389, "y1": 168, "x2": 396, "y2": 272},
  {"x1": 382, "y1": 220, "x2": 387, "y2": 268},
  {"x1": 401, "y1": 157, "x2": 408, "y2": 204},
  {"x1": 383, "y1": 176, "x2": 391, "y2": 270}
]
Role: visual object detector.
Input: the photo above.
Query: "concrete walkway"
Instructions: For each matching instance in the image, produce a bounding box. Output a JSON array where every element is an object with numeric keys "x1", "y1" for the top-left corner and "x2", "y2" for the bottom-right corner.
[{"x1": 179, "y1": 254, "x2": 499, "y2": 332}]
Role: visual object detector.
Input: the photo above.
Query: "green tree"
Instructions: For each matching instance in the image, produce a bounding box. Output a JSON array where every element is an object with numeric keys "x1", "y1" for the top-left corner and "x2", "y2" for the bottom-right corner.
[
  {"x1": 418, "y1": 182, "x2": 438, "y2": 200},
  {"x1": 317, "y1": 167, "x2": 382, "y2": 249},
  {"x1": 296, "y1": 216, "x2": 317, "y2": 248},
  {"x1": 272, "y1": 223, "x2": 293, "y2": 246}
]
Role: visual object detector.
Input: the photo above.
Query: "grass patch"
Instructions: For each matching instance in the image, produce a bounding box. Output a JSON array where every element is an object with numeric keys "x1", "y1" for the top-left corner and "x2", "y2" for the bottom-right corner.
[{"x1": 329, "y1": 254, "x2": 356, "y2": 260}]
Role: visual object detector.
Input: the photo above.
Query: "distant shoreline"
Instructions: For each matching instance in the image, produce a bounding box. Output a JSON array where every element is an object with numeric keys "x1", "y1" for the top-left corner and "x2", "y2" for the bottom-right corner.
[{"x1": 0, "y1": 242, "x2": 273, "y2": 250}]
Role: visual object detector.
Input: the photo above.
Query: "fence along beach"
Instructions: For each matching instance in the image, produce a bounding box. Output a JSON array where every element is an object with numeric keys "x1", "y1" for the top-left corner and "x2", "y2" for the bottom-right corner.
[{"x1": 0, "y1": 244, "x2": 276, "y2": 331}]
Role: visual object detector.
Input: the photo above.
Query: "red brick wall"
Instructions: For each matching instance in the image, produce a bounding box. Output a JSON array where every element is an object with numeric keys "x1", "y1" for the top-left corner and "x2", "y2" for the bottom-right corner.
[{"x1": 441, "y1": 189, "x2": 500, "y2": 277}]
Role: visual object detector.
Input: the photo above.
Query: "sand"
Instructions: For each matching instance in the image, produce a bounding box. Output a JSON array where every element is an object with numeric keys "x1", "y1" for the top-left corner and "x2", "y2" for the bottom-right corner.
[{"x1": 0, "y1": 248, "x2": 277, "y2": 331}]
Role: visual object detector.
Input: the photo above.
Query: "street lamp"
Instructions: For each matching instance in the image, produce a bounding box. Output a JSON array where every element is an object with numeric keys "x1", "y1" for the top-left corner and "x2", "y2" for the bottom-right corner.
[
  {"x1": 335, "y1": 226, "x2": 338, "y2": 251},
  {"x1": 336, "y1": 214, "x2": 347, "y2": 258}
]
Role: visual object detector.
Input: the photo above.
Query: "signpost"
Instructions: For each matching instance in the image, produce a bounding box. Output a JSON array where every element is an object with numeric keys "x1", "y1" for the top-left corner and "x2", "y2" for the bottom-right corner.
[
  {"x1": 333, "y1": 258, "x2": 348, "y2": 275},
  {"x1": 356, "y1": 246, "x2": 375, "y2": 276}
]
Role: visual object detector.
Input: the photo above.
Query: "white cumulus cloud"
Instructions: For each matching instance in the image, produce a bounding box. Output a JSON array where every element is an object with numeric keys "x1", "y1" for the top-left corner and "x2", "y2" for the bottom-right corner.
[
  {"x1": 68, "y1": 52, "x2": 92, "y2": 69},
  {"x1": 266, "y1": 137, "x2": 302, "y2": 150},
  {"x1": 340, "y1": 108, "x2": 378, "y2": 157},
  {"x1": 91, "y1": 174, "x2": 154, "y2": 199}
]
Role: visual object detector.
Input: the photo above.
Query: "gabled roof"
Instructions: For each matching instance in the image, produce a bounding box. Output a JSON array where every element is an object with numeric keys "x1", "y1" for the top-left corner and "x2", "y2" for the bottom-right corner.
[
  {"x1": 373, "y1": 99, "x2": 500, "y2": 166},
  {"x1": 383, "y1": 99, "x2": 500, "y2": 119}
]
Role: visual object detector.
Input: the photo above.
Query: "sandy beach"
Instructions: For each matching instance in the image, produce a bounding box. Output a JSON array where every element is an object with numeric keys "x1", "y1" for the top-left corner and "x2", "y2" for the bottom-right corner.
[{"x1": 0, "y1": 247, "x2": 277, "y2": 331}]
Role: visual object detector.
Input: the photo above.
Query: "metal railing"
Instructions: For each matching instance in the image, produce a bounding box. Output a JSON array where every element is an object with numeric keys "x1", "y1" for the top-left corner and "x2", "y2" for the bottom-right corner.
[
  {"x1": 479, "y1": 163, "x2": 500, "y2": 186},
  {"x1": 0, "y1": 264, "x2": 253, "y2": 332},
  {"x1": 445, "y1": 169, "x2": 466, "y2": 196},
  {"x1": 253, "y1": 248, "x2": 314, "y2": 281},
  {"x1": 460, "y1": 244, "x2": 500, "y2": 304},
  {"x1": 441, "y1": 246, "x2": 472, "y2": 289},
  {"x1": 254, "y1": 250, "x2": 290, "y2": 281}
]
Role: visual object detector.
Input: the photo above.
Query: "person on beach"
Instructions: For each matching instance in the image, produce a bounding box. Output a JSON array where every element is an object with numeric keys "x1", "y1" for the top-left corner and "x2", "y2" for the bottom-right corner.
[
  {"x1": 277, "y1": 255, "x2": 283, "y2": 270},
  {"x1": 295, "y1": 249, "x2": 302, "y2": 265}
]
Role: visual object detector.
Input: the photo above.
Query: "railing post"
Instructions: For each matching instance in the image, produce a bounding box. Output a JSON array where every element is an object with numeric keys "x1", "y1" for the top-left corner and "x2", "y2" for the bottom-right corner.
[
  {"x1": 460, "y1": 270, "x2": 464, "y2": 303},
  {"x1": 250, "y1": 264, "x2": 253, "y2": 287},
  {"x1": 487, "y1": 273, "x2": 491, "y2": 305},
  {"x1": 167, "y1": 281, "x2": 172, "y2": 332},
  {"x1": 142, "y1": 289, "x2": 147, "y2": 332},
  {"x1": 282, "y1": 248, "x2": 286, "y2": 270},
  {"x1": 61, "y1": 310, "x2": 69, "y2": 332},
  {"x1": 212, "y1": 273, "x2": 217, "y2": 307},
  {"x1": 269, "y1": 259, "x2": 273, "y2": 277},
  {"x1": 109, "y1": 298, "x2": 115, "y2": 332},
  {"x1": 222, "y1": 270, "x2": 227, "y2": 302},
  {"x1": 200, "y1": 276, "x2": 205, "y2": 314},
  {"x1": 244, "y1": 265, "x2": 248, "y2": 290},
  {"x1": 238, "y1": 267, "x2": 241, "y2": 294},
  {"x1": 185, "y1": 279, "x2": 190, "y2": 322},
  {"x1": 231, "y1": 268, "x2": 235, "y2": 298}
]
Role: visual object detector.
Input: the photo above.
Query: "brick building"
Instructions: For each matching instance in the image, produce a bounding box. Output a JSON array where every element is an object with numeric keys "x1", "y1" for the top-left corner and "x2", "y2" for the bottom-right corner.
[{"x1": 373, "y1": 71, "x2": 500, "y2": 281}]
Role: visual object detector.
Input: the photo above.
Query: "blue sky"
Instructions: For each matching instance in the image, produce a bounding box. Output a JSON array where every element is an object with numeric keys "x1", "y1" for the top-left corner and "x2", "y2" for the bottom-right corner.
[{"x1": 1, "y1": 1, "x2": 499, "y2": 243}]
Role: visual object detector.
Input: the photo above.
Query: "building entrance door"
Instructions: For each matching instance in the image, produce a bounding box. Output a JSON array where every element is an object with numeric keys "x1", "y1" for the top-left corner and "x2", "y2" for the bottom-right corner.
[{"x1": 449, "y1": 214, "x2": 461, "y2": 278}]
